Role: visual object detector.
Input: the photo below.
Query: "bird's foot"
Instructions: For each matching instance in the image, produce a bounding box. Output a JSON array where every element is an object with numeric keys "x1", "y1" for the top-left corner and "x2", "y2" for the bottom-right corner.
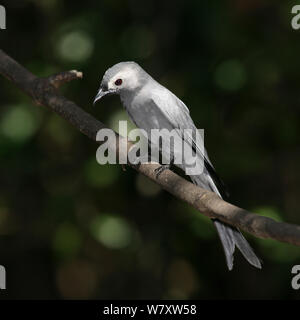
[{"x1": 154, "y1": 164, "x2": 170, "y2": 179}]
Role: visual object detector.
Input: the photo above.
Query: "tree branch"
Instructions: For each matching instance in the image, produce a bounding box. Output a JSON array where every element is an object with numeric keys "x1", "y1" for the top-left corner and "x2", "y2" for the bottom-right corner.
[{"x1": 1, "y1": 49, "x2": 300, "y2": 246}]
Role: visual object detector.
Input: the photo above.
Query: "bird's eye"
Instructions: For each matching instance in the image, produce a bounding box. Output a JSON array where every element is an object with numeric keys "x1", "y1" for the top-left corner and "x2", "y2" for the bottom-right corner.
[{"x1": 115, "y1": 79, "x2": 122, "y2": 86}]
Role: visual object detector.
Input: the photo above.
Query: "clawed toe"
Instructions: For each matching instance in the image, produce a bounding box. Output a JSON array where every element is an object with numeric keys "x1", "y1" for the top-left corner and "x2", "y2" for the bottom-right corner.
[{"x1": 154, "y1": 164, "x2": 170, "y2": 179}]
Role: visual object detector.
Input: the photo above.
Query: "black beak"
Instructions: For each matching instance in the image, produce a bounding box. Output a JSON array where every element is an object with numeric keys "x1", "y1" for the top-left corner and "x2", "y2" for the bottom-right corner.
[{"x1": 93, "y1": 87, "x2": 117, "y2": 105}]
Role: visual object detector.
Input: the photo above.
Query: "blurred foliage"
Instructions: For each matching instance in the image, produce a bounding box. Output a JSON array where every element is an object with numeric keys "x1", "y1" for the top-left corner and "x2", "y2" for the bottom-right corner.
[{"x1": 0, "y1": 0, "x2": 300, "y2": 299}]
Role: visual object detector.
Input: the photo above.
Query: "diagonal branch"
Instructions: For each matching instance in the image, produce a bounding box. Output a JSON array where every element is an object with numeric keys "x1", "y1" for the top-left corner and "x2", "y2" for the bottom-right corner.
[{"x1": 1, "y1": 48, "x2": 300, "y2": 246}]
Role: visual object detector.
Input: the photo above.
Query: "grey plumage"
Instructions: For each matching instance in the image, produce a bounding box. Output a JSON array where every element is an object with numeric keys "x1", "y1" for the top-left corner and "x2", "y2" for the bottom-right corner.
[{"x1": 94, "y1": 61, "x2": 262, "y2": 270}]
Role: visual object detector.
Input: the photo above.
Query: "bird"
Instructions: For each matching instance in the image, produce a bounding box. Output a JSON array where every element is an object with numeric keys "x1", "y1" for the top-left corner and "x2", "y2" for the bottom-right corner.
[{"x1": 93, "y1": 61, "x2": 262, "y2": 270}]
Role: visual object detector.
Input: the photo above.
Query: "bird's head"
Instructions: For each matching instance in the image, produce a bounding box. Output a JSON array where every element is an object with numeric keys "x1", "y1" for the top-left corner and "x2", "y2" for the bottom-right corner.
[{"x1": 93, "y1": 62, "x2": 148, "y2": 105}]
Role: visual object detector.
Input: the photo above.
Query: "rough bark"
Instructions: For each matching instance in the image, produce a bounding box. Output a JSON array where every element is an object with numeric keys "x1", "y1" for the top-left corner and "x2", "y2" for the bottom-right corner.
[{"x1": 1, "y1": 49, "x2": 300, "y2": 246}]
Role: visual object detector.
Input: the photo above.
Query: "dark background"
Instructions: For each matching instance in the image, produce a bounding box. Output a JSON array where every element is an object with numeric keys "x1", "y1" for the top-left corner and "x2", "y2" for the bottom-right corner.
[{"x1": 0, "y1": 0, "x2": 299, "y2": 299}]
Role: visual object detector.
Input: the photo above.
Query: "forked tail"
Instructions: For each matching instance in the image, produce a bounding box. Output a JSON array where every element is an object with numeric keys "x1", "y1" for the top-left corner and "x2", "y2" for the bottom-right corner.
[
  {"x1": 190, "y1": 166, "x2": 262, "y2": 270},
  {"x1": 213, "y1": 219, "x2": 261, "y2": 270}
]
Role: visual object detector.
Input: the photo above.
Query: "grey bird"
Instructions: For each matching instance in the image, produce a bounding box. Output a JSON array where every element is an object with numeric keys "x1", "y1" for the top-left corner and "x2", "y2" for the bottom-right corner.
[{"x1": 94, "y1": 62, "x2": 262, "y2": 270}]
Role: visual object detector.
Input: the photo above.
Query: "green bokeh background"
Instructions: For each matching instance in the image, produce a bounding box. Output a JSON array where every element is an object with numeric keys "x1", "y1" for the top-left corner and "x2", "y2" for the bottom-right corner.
[{"x1": 0, "y1": 0, "x2": 300, "y2": 299}]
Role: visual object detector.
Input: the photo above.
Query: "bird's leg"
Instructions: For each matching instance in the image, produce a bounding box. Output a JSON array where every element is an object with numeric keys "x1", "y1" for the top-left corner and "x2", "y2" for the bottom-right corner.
[
  {"x1": 154, "y1": 157, "x2": 174, "y2": 179},
  {"x1": 154, "y1": 164, "x2": 170, "y2": 179}
]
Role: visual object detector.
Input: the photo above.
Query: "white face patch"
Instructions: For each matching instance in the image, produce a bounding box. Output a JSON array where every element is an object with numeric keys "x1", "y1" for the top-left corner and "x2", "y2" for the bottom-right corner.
[{"x1": 108, "y1": 67, "x2": 139, "y2": 91}]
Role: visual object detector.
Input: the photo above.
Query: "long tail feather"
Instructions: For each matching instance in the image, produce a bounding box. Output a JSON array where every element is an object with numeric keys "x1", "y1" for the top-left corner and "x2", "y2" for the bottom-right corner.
[
  {"x1": 214, "y1": 220, "x2": 262, "y2": 270},
  {"x1": 191, "y1": 170, "x2": 262, "y2": 270}
]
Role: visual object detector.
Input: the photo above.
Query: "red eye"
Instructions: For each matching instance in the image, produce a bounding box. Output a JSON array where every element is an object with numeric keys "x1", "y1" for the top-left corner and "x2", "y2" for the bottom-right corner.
[{"x1": 115, "y1": 79, "x2": 122, "y2": 86}]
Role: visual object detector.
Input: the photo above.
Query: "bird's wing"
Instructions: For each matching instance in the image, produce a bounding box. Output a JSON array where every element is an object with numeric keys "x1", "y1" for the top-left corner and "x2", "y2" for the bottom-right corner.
[
  {"x1": 149, "y1": 87, "x2": 229, "y2": 197},
  {"x1": 149, "y1": 87, "x2": 207, "y2": 162}
]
